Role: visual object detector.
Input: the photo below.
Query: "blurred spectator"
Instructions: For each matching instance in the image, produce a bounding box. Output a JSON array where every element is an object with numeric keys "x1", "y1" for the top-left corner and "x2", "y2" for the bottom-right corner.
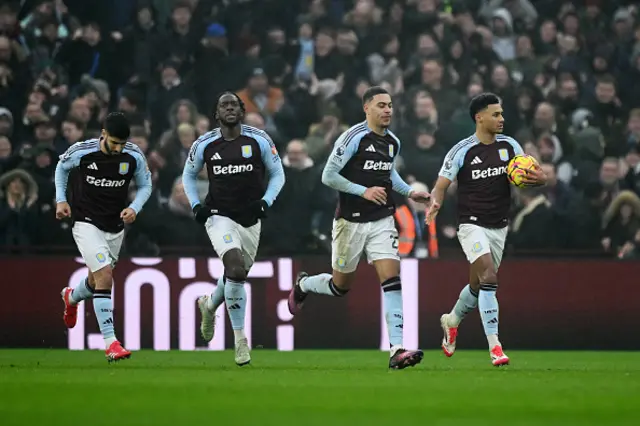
[
  {"x1": 510, "y1": 187, "x2": 556, "y2": 252},
  {"x1": 193, "y1": 22, "x2": 231, "y2": 113},
  {"x1": 0, "y1": 107, "x2": 13, "y2": 137},
  {"x1": 0, "y1": 168, "x2": 39, "y2": 252},
  {"x1": 304, "y1": 104, "x2": 347, "y2": 163},
  {"x1": 237, "y1": 67, "x2": 284, "y2": 136},
  {"x1": 402, "y1": 125, "x2": 444, "y2": 187},
  {"x1": 148, "y1": 61, "x2": 194, "y2": 141},
  {"x1": 602, "y1": 190, "x2": 640, "y2": 258},
  {"x1": 153, "y1": 121, "x2": 196, "y2": 197},
  {"x1": 262, "y1": 139, "x2": 334, "y2": 255}
]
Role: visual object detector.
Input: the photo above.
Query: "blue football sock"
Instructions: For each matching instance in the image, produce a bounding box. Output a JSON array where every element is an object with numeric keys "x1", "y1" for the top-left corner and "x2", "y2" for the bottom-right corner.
[
  {"x1": 300, "y1": 273, "x2": 347, "y2": 297},
  {"x1": 479, "y1": 283, "x2": 499, "y2": 341},
  {"x1": 224, "y1": 278, "x2": 246, "y2": 331},
  {"x1": 93, "y1": 289, "x2": 116, "y2": 346},
  {"x1": 207, "y1": 276, "x2": 225, "y2": 311},
  {"x1": 70, "y1": 277, "x2": 94, "y2": 304},
  {"x1": 381, "y1": 276, "x2": 403, "y2": 348},
  {"x1": 451, "y1": 284, "x2": 478, "y2": 325}
]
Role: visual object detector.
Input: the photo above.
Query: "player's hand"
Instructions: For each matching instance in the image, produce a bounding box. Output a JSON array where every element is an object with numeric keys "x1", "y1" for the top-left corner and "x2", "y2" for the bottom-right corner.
[
  {"x1": 120, "y1": 208, "x2": 137, "y2": 224},
  {"x1": 193, "y1": 204, "x2": 214, "y2": 224},
  {"x1": 248, "y1": 199, "x2": 269, "y2": 220},
  {"x1": 521, "y1": 166, "x2": 547, "y2": 186},
  {"x1": 424, "y1": 200, "x2": 440, "y2": 225},
  {"x1": 409, "y1": 190, "x2": 430, "y2": 204},
  {"x1": 56, "y1": 202, "x2": 71, "y2": 219},
  {"x1": 363, "y1": 187, "x2": 387, "y2": 205}
]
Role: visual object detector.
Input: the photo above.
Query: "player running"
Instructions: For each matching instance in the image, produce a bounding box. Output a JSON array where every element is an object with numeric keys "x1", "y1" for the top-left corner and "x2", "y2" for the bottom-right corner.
[
  {"x1": 56, "y1": 112, "x2": 152, "y2": 362},
  {"x1": 287, "y1": 86, "x2": 430, "y2": 369},
  {"x1": 183, "y1": 92, "x2": 285, "y2": 366},
  {"x1": 426, "y1": 93, "x2": 546, "y2": 366}
]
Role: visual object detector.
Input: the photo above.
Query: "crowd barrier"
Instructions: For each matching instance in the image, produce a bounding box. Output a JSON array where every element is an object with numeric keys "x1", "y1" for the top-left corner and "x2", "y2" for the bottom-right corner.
[{"x1": 1, "y1": 257, "x2": 637, "y2": 350}]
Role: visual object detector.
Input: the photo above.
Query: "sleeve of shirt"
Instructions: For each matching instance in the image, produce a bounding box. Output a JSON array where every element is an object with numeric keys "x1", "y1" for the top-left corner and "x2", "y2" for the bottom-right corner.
[
  {"x1": 505, "y1": 136, "x2": 525, "y2": 156},
  {"x1": 182, "y1": 134, "x2": 210, "y2": 209},
  {"x1": 55, "y1": 142, "x2": 86, "y2": 203},
  {"x1": 388, "y1": 131, "x2": 413, "y2": 196},
  {"x1": 128, "y1": 150, "x2": 153, "y2": 214},
  {"x1": 255, "y1": 132, "x2": 285, "y2": 207},
  {"x1": 438, "y1": 144, "x2": 467, "y2": 182},
  {"x1": 321, "y1": 130, "x2": 368, "y2": 196}
]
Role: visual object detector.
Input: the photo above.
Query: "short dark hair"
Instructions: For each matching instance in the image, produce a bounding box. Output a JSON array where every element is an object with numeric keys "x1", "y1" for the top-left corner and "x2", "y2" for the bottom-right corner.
[
  {"x1": 362, "y1": 86, "x2": 389, "y2": 105},
  {"x1": 596, "y1": 74, "x2": 616, "y2": 86},
  {"x1": 172, "y1": 0, "x2": 191, "y2": 12},
  {"x1": 104, "y1": 112, "x2": 130, "y2": 140},
  {"x1": 63, "y1": 116, "x2": 85, "y2": 131},
  {"x1": 130, "y1": 125, "x2": 147, "y2": 138},
  {"x1": 468, "y1": 92, "x2": 501, "y2": 122},
  {"x1": 214, "y1": 91, "x2": 246, "y2": 122}
]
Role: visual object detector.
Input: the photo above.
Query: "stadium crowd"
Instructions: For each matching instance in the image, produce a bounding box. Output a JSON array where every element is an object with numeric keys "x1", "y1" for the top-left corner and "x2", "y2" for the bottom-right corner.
[{"x1": 0, "y1": 0, "x2": 640, "y2": 259}]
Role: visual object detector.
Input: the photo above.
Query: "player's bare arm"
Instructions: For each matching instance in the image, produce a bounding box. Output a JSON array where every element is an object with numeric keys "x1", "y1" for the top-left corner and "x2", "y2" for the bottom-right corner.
[{"x1": 425, "y1": 176, "x2": 451, "y2": 225}]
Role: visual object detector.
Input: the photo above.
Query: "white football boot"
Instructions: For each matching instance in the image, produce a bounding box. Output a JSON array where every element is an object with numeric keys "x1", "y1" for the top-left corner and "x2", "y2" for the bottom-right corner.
[
  {"x1": 197, "y1": 295, "x2": 216, "y2": 342},
  {"x1": 235, "y1": 338, "x2": 251, "y2": 366}
]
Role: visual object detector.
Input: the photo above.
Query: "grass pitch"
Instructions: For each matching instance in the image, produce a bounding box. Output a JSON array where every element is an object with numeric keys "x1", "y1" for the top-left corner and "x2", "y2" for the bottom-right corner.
[{"x1": 1, "y1": 350, "x2": 638, "y2": 426}]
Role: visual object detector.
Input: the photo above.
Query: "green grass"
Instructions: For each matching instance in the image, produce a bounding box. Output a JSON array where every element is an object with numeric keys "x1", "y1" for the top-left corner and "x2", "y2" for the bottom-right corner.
[{"x1": 1, "y1": 350, "x2": 639, "y2": 426}]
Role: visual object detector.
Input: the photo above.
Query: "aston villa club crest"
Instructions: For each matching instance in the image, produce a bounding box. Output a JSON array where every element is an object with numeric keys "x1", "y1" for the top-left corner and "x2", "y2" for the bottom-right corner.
[
  {"x1": 118, "y1": 162, "x2": 129, "y2": 175},
  {"x1": 242, "y1": 145, "x2": 252, "y2": 158},
  {"x1": 498, "y1": 149, "x2": 509, "y2": 162},
  {"x1": 388, "y1": 145, "x2": 394, "y2": 158}
]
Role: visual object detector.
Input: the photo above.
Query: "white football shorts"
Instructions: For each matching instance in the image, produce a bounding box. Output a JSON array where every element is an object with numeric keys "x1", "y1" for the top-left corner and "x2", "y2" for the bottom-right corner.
[
  {"x1": 457, "y1": 223, "x2": 508, "y2": 270},
  {"x1": 205, "y1": 215, "x2": 261, "y2": 271},
  {"x1": 331, "y1": 215, "x2": 399, "y2": 274},
  {"x1": 72, "y1": 221, "x2": 125, "y2": 272}
]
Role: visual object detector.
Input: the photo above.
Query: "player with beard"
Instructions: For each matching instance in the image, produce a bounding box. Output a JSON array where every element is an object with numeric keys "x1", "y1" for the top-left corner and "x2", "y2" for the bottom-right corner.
[
  {"x1": 57, "y1": 112, "x2": 152, "y2": 362},
  {"x1": 182, "y1": 92, "x2": 285, "y2": 366},
  {"x1": 426, "y1": 93, "x2": 547, "y2": 366},
  {"x1": 287, "y1": 86, "x2": 430, "y2": 369}
]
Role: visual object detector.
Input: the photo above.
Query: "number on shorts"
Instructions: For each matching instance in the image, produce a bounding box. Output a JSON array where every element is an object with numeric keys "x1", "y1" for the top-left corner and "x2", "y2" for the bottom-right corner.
[{"x1": 391, "y1": 234, "x2": 399, "y2": 249}]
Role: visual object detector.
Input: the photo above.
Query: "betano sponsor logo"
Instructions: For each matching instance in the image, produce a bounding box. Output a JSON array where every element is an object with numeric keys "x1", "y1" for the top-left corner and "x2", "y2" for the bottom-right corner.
[
  {"x1": 363, "y1": 160, "x2": 393, "y2": 171},
  {"x1": 471, "y1": 166, "x2": 507, "y2": 180},
  {"x1": 212, "y1": 164, "x2": 254, "y2": 175},
  {"x1": 86, "y1": 176, "x2": 126, "y2": 187}
]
